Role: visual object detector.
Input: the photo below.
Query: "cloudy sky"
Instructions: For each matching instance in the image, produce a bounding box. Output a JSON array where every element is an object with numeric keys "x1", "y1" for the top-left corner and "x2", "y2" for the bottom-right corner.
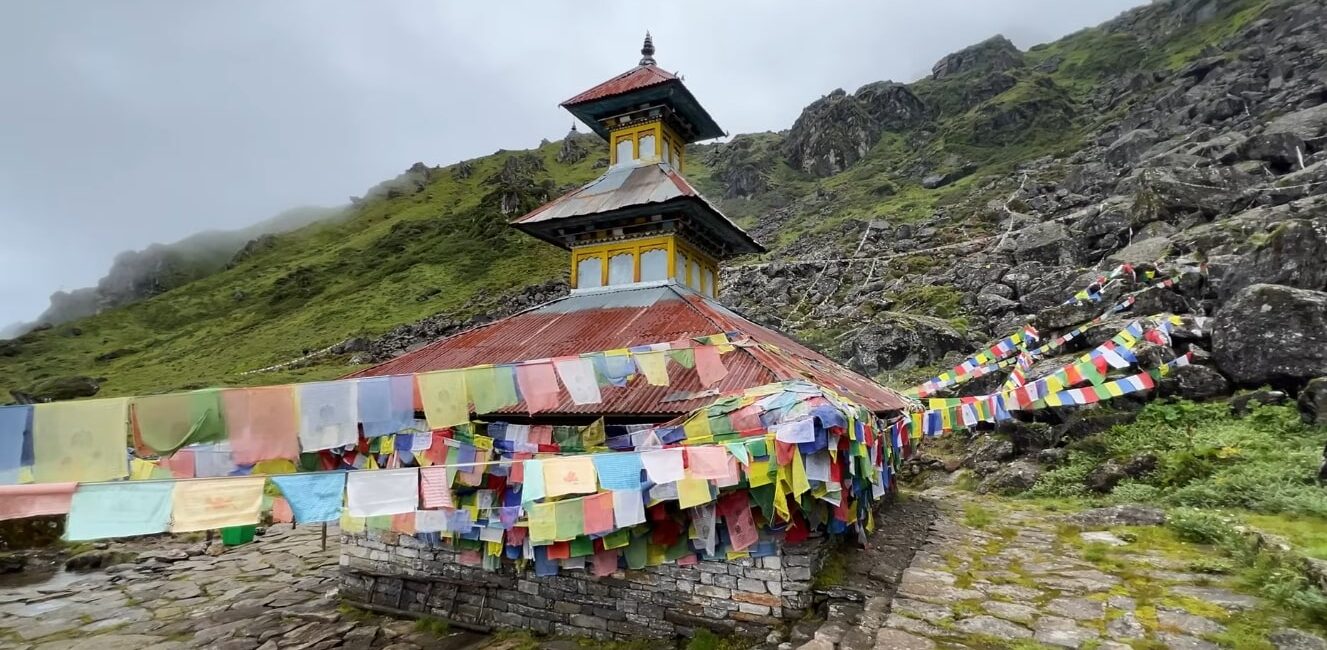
[{"x1": 0, "y1": 0, "x2": 1146, "y2": 326}]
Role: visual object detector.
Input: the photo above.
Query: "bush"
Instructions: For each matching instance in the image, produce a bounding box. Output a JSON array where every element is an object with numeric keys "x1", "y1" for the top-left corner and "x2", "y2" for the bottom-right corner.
[{"x1": 1166, "y1": 508, "x2": 1235, "y2": 545}]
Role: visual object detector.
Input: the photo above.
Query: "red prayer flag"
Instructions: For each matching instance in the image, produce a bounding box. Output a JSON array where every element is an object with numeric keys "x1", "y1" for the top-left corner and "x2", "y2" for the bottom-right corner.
[
  {"x1": 515, "y1": 362, "x2": 561, "y2": 414},
  {"x1": 718, "y1": 492, "x2": 758, "y2": 551},
  {"x1": 694, "y1": 345, "x2": 728, "y2": 387},
  {"x1": 581, "y1": 492, "x2": 615, "y2": 535}
]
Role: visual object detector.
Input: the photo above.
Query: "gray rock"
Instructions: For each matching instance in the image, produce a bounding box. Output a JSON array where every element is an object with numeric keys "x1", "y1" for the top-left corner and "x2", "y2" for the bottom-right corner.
[
  {"x1": 1161, "y1": 364, "x2": 1232, "y2": 401},
  {"x1": 1106, "y1": 611, "x2": 1146, "y2": 640},
  {"x1": 872, "y1": 628, "x2": 936, "y2": 650},
  {"x1": 976, "y1": 460, "x2": 1043, "y2": 495},
  {"x1": 1238, "y1": 132, "x2": 1308, "y2": 169},
  {"x1": 1230, "y1": 389, "x2": 1290, "y2": 416},
  {"x1": 953, "y1": 615, "x2": 1032, "y2": 640},
  {"x1": 840, "y1": 312, "x2": 970, "y2": 375},
  {"x1": 1299, "y1": 377, "x2": 1327, "y2": 426},
  {"x1": 982, "y1": 600, "x2": 1037, "y2": 624},
  {"x1": 1031, "y1": 615, "x2": 1097, "y2": 647},
  {"x1": 1212, "y1": 284, "x2": 1327, "y2": 388},
  {"x1": 1170, "y1": 585, "x2": 1261, "y2": 611},
  {"x1": 784, "y1": 89, "x2": 879, "y2": 177},
  {"x1": 1265, "y1": 103, "x2": 1327, "y2": 141},
  {"x1": 1012, "y1": 221, "x2": 1080, "y2": 267},
  {"x1": 1269, "y1": 628, "x2": 1327, "y2": 650},
  {"x1": 1080, "y1": 531, "x2": 1129, "y2": 546},
  {"x1": 931, "y1": 35, "x2": 1024, "y2": 80},
  {"x1": 1156, "y1": 608, "x2": 1225, "y2": 636},
  {"x1": 1085, "y1": 454, "x2": 1157, "y2": 493},
  {"x1": 1105, "y1": 129, "x2": 1161, "y2": 167},
  {"x1": 1045, "y1": 596, "x2": 1105, "y2": 621},
  {"x1": 1219, "y1": 219, "x2": 1327, "y2": 299},
  {"x1": 1157, "y1": 632, "x2": 1220, "y2": 650},
  {"x1": 1066, "y1": 505, "x2": 1166, "y2": 528},
  {"x1": 962, "y1": 436, "x2": 1015, "y2": 468}
]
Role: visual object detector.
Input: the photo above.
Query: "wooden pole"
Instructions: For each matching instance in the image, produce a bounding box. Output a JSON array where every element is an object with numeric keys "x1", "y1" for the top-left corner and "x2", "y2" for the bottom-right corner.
[{"x1": 321, "y1": 522, "x2": 328, "y2": 551}]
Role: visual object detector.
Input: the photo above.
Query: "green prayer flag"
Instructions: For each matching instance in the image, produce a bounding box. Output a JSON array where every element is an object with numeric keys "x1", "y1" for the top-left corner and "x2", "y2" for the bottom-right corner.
[
  {"x1": 602, "y1": 528, "x2": 630, "y2": 550},
  {"x1": 553, "y1": 499, "x2": 583, "y2": 541},
  {"x1": 133, "y1": 389, "x2": 227, "y2": 455},
  {"x1": 625, "y1": 533, "x2": 648, "y2": 569},
  {"x1": 749, "y1": 484, "x2": 776, "y2": 521},
  {"x1": 570, "y1": 536, "x2": 594, "y2": 557},
  {"x1": 667, "y1": 348, "x2": 695, "y2": 369},
  {"x1": 664, "y1": 536, "x2": 690, "y2": 561}
]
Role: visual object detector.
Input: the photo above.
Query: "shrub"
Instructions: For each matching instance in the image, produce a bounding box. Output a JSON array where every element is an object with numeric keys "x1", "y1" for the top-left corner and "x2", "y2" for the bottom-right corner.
[{"x1": 1166, "y1": 508, "x2": 1235, "y2": 545}]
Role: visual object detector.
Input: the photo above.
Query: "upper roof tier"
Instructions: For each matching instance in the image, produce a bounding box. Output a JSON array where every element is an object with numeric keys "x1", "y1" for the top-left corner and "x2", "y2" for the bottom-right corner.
[{"x1": 560, "y1": 35, "x2": 724, "y2": 143}]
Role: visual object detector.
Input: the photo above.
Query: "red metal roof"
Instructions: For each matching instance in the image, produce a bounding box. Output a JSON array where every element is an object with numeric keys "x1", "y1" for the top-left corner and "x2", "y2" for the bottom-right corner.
[
  {"x1": 562, "y1": 65, "x2": 677, "y2": 107},
  {"x1": 347, "y1": 284, "x2": 910, "y2": 418}
]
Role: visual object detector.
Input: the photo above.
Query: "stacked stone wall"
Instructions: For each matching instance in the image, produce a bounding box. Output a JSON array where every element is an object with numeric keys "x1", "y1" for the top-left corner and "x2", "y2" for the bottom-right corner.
[{"x1": 339, "y1": 531, "x2": 830, "y2": 640}]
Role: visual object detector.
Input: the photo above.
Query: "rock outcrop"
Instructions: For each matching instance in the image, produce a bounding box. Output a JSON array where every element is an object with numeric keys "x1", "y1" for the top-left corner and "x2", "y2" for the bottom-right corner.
[{"x1": 1211, "y1": 284, "x2": 1327, "y2": 388}]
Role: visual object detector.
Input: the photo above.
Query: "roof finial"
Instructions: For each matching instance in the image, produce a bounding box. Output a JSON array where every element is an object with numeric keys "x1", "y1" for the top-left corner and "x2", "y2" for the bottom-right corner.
[{"x1": 639, "y1": 31, "x2": 656, "y2": 66}]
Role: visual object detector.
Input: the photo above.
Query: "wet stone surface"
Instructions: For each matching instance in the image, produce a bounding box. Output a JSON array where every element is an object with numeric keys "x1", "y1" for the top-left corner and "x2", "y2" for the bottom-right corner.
[{"x1": 0, "y1": 525, "x2": 480, "y2": 650}]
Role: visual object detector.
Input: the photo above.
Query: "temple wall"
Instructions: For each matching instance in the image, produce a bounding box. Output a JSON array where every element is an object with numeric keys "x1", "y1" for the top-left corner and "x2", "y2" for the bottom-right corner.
[{"x1": 339, "y1": 531, "x2": 830, "y2": 640}]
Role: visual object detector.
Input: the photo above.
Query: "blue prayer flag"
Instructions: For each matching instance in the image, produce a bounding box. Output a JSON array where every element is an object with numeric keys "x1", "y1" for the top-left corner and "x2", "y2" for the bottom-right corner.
[
  {"x1": 65, "y1": 482, "x2": 174, "y2": 541},
  {"x1": 0, "y1": 405, "x2": 32, "y2": 485},
  {"x1": 271, "y1": 472, "x2": 347, "y2": 523},
  {"x1": 357, "y1": 376, "x2": 416, "y2": 438},
  {"x1": 592, "y1": 453, "x2": 644, "y2": 490}
]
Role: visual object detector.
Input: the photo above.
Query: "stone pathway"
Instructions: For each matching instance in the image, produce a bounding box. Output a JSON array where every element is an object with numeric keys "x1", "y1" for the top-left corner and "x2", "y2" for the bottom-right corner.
[
  {"x1": 813, "y1": 488, "x2": 1327, "y2": 650},
  {"x1": 0, "y1": 524, "x2": 484, "y2": 650}
]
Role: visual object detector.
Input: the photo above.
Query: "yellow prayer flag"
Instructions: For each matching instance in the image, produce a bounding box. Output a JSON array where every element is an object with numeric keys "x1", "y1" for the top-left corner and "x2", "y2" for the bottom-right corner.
[
  {"x1": 645, "y1": 543, "x2": 666, "y2": 567},
  {"x1": 746, "y1": 459, "x2": 773, "y2": 487},
  {"x1": 1044, "y1": 393, "x2": 1064, "y2": 407},
  {"x1": 380, "y1": 435, "x2": 395, "y2": 455},
  {"x1": 772, "y1": 477, "x2": 790, "y2": 522},
  {"x1": 634, "y1": 350, "x2": 670, "y2": 386},
  {"x1": 677, "y1": 477, "x2": 713, "y2": 509},
  {"x1": 171, "y1": 477, "x2": 265, "y2": 532},
  {"x1": 1045, "y1": 375, "x2": 1065, "y2": 393},
  {"x1": 527, "y1": 502, "x2": 556, "y2": 544},
  {"x1": 33, "y1": 397, "x2": 130, "y2": 484},
  {"x1": 252, "y1": 459, "x2": 297, "y2": 475},
  {"x1": 790, "y1": 449, "x2": 811, "y2": 497},
  {"x1": 543, "y1": 456, "x2": 597, "y2": 497},
  {"x1": 683, "y1": 416, "x2": 712, "y2": 443},
  {"x1": 417, "y1": 370, "x2": 469, "y2": 429},
  {"x1": 129, "y1": 458, "x2": 158, "y2": 481},
  {"x1": 473, "y1": 435, "x2": 494, "y2": 452},
  {"x1": 581, "y1": 419, "x2": 605, "y2": 448},
  {"x1": 710, "y1": 333, "x2": 735, "y2": 354},
  {"x1": 340, "y1": 509, "x2": 366, "y2": 533}
]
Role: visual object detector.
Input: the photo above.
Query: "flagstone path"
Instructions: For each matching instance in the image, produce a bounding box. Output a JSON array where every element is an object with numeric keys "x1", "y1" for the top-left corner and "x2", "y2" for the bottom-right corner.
[
  {"x1": 799, "y1": 487, "x2": 1327, "y2": 650},
  {"x1": 0, "y1": 524, "x2": 483, "y2": 650}
]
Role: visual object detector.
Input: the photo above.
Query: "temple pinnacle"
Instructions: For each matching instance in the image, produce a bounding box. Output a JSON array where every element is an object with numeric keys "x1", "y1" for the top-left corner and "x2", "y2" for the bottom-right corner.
[{"x1": 639, "y1": 32, "x2": 656, "y2": 66}]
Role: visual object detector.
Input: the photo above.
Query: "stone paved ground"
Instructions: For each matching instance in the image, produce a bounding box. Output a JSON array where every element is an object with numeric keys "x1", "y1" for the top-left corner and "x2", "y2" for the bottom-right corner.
[
  {"x1": 0, "y1": 524, "x2": 484, "y2": 650},
  {"x1": 808, "y1": 488, "x2": 1327, "y2": 650}
]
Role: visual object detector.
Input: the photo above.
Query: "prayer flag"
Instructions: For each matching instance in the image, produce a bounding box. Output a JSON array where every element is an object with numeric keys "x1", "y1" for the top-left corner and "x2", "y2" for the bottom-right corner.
[
  {"x1": 677, "y1": 477, "x2": 713, "y2": 509},
  {"x1": 774, "y1": 418, "x2": 814, "y2": 443},
  {"x1": 346, "y1": 468, "x2": 418, "y2": 517},
  {"x1": 553, "y1": 498, "x2": 583, "y2": 541},
  {"x1": 297, "y1": 381, "x2": 359, "y2": 452},
  {"x1": 357, "y1": 375, "x2": 416, "y2": 438},
  {"x1": 171, "y1": 477, "x2": 265, "y2": 532},
  {"x1": 581, "y1": 418, "x2": 606, "y2": 448},
  {"x1": 66, "y1": 482, "x2": 174, "y2": 541},
  {"x1": 418, "y1": 466, "x2": 454, "y2": 509},
  {"x1": 591, "y1": 453, "x2": 643, "y2": 490},
  {"x1": 694, "y1": 345, "x2": 727, "y2": 387},
  {"x1": 270, "y1": 472, "x2": 347, "y2": 523},
  {"x1": 0, "y1": 405, "x2": 31, "y2": 485},
  {"x1": 527, "y1": 502, "x2": 556, "y2": 544},
  {"x1": 418, "y1": 370, "x2": 469, "y2": 428},
  {"x1": 464, "y1": 365, "x2": 518, "y2": 414},
  {"x1": 554, "y1": 357, "x2": 602, "y2": 405},
  {"x1": 222, "y1": 385, "x2": 300, "y2": 464},
  {"x1": 686, "y1": 446, "x2": 730, "y2": 480},
  {"x1": 640, "y1": 449, "x2": 684, "y2": 484},
  {"x1": 0, "y1": 482, "x2": 76, "y2": 521},
  {"x1": 611, "y1": 489, "x2": 646, "y2": 527},
  {"x1": 544, "y1": 456, "x2": 597, "y2": 497},
  {"x1": 132, "y1": 390, "x2": 227, "y2": 455},
  {"x1": 582, "y1": 492, "x2": 615, "y2": 535},
  {"x1": 719, "y1": 491, "x2": 757, "y2": 551},
  {"x1": 415, "y1": 509, "x2": 447, "y2": 533},
  {"x1": 33, "y1": 398, "x2": 129, "y2": 484},
  {"x1": 633, "y1": 350, "x2": 670, "y2": 386},
  {"x1": 158, "y1": 449, "x2": 196, "y2": 479},
  {"x1": 515, "y1": 362, "x2": 561, "y2": 413},
  {"x1": 521, "y1": 459, "x2": 547, "y2": 504}
]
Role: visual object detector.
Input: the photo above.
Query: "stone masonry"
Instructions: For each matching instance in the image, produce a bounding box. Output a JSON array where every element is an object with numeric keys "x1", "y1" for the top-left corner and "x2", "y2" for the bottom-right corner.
[{"x1": 339, "y1": 530, "x2": 830, "y2": 640}]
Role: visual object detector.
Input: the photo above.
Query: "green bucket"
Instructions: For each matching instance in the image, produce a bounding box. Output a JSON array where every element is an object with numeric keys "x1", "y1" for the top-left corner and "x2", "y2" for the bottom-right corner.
[{"x1": 220, "y1": 524, "x2": 256, "y2": 546}]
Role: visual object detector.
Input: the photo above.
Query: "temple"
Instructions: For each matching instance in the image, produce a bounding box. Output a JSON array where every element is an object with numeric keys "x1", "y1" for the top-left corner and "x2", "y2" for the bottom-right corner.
[{"x1": 340, "y1": 35, "x2": 911, "y2": 639}]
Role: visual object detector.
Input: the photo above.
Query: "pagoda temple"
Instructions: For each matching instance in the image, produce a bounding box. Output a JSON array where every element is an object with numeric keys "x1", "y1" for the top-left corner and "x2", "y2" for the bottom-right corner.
[{"x1": 341, "y1": 35, "x2": 911, "y2": 640}]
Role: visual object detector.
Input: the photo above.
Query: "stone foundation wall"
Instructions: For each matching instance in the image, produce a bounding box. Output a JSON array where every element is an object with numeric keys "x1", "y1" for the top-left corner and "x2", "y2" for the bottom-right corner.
[{"x1": 339, "y1": 531, "x2": 830, "y2": 640}]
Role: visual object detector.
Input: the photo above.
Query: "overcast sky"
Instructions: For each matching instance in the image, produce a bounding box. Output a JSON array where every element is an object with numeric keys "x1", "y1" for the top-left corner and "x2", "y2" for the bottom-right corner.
[{"x1": 0, "y1": 0, "x2": 1147, "y2": 326}]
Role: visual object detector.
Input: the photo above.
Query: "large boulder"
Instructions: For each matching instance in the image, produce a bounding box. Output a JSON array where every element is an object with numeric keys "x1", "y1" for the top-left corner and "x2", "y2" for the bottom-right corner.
[
  {"x1": 1299, "y1": 377, "x2": 1327, "y2": 426},
  {"x1": 839, "y1": 312, "x2": 970, "y2": 375},
  {"x1": 783, "y1": 89, "x2": 879, "y2": 177},
  {"x1": 1104, "y1": 129, "x2": 1161, "y2": 167},
  {"x1": 1086, "y1": 454, "x2": 1158, "y2": 493},
  {"x1": 931, "y1": 35, "x2": 1025, "y2": 80},
  {"x1": 1126, "y1": 165, "x2": 1253, "y2": 225},
  {"x1": 1219, "y1": 219, "x2": 1327, "y2": 299},
  {"x1": 1159, "y1": 364, "x2": 1232, "y2": 401},
  {"x1": 1011, "y1": 221, "x2": 1080, "y2": 267},
  {"x1": 1265, "y1": 103, "x2": 1327, "y2": 141},
  {"x1": 1237, "y1": 132, "x2": 1308, "y2": 170},
  {"x1": 1211, "y1": 284, "x2": 1327, "y2": 388},
  {"x1": 11, "y1": 376, "x2": 101, "y2": 403},
  {"x1": 977, "y1": 460, "x2": 1042, "y2": 495},
  {"x1": 854, "y1": 81, "x2": 929, "y2": 131}
]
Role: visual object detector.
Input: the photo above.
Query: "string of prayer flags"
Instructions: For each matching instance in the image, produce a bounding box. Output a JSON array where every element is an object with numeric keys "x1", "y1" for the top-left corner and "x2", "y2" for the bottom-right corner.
[
  {"x1": 33, "y1": 398, "x2": 129, "y2": 484},
  {"x1": 0, "y1": 482, "x2": 76, "y2": 521},
  {"x1": 464, "y1": 365, "x2": 518, "y2": 414},
  {"x1": 357, "y1": 375, "x2": 416, "y2": 438},
  {"x1": 0, "y1": 405, "x2": 31, "y2": 485},
  {"x1": 270, "y1": 472, "x2": 347, "y2": 523},
  {"x1": 297, "y1": 381, "x2": 359, "y2": 452},
  {"x1": 65, "y1": 482, "x2": 174, "y2": 541},
  {"x1": 222, "y1": 385, "x2": 301, "y2": 464},
  {"x1": 170, "y1": 477, "x2": 265, "y2": 532},
  {"x1": 633, "y1": 348, "x2": 670, "y2": 386},
  {"x1": 346, "y1": 468, "x2": 418, "y2": 517}
]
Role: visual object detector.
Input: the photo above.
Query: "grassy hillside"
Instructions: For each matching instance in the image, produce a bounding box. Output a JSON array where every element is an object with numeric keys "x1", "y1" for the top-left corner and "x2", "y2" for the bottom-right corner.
[{"x1": 1, "y1": 142, "x2": 604, "y2": 397}]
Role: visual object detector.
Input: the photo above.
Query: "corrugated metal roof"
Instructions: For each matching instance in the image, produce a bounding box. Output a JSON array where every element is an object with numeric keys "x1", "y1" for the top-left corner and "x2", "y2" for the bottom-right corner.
[
  {"x1": 347, "y1": 284, "x2": 909, "y2": 417},
  {"x1": 561, "y1": 65, "x2": 677, "y2": 106},
  {"x1": 511, "y1": 162, "x2": 765, "y2": 255}
]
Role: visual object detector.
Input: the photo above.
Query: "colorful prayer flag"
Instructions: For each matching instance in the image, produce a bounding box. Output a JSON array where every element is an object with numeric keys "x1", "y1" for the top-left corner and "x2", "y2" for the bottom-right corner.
[
  {"x1": 33, "y1": 398, "x2": 129, "y2": 484},
  {"x1": 270, "y1": 472, "x2": 347, "y2": 523},
  {"x1": 66, "y1": 482, "x2": 174, "y2": 541},
  {"x1": 171, "y1": 477, "x2": 265, "y2": 532}
]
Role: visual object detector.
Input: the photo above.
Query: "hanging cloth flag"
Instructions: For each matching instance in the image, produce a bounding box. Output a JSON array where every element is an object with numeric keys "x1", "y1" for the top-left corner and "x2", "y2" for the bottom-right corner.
[
  {"x1": 774, "y1": 418, "x2": 815, "y2": 444},
  {"x1": 464, "y1": 365, "x2": 519, "y2": 414},
  {"x1": 515, "y1": 362, "x2": 561, "y2": 413},
  {"x1": 718, "y1": 491, "x2": 757, "y2": 551},
  {"x1": 297, "y1": 381, "x2": 360, "y2": 452},
  {"x1": 685, "y1": 446, "x2": 730, "y2": 480},
  {"x1": 592, "y1": 453, "x2": 643, "y2": 490},
  {"x1": 640, "y1": 448, "x2": 684, "y2": 484},
  {"x1": 415, "y1": 509, "x2": 447, "y2": 534},
  {"x1": 633, "y1": 350, "x2": 670, "y2": 386},
  {"x1": 33, "y1": 397, "x2": 129, "y2": 484},
  {"x1": 553, "y1": 357, "x2": 602, "y2": 405},
  {"x1": 269, "y1": 472, "x2": 347, "y2": 523},
  {"x1": 543, "y1": 456, "x2": 597, "y2": 497},
  {"x1": 158, "y1": 449, "x2": 196, "y2": 479},
  {"x1": 132, "y1": 390, "x2": 227, "y2": 456},
  {"x1": 221, "y1": 385, "x2": 300, "y2": 464},
  {"x1": 357, "y1": 375, "x2": 416, "y2": 438},
  {"x1": 677, "y1": 477, "x2": 713, "y2": 509},
  {"x1": 418, "y1": 370, "x2": 469, "y2": 428},
  {"x1": 611, "y1": 488, "x2": 646, "y2": 527},
  {"x1": 694, "y1": 345, "x2": 728, "y2": 387},
  {"x1": 346, "y1": 468, "x2": 418, "y2": 517},
  {"x1": 581, "y1": 418, "x2": 606, "y2": 448},
  {"x1": 0, "y1": 405, "x2": 32, "y2": 485},
  {"x1": 582, "y1": 491, "x2": 615, "y2": 535},
  {"x1": 65, "y1": 482, "x2": 174, "y2": 541},
  {"x1": 170, "y1": 476, "x2": 265, "y2": 532},
  {"x1": 520, "y1": 459, "x2": 547, "y2": 504},
  {"x1": 418, "y1": 466, "x2": 454, "y2": 509},
  {"x1": 0, "y1": 482, "x2": 76, "y2": 521}
]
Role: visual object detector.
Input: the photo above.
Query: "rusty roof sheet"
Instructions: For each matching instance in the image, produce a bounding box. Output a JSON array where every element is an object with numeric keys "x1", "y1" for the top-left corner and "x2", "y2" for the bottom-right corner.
[
  {"x1": 561, "y1": 65, "x2": 677, "y2": 106},
  {"x1": 347, "y1": 284, "x2": 909, "y2": 417}
]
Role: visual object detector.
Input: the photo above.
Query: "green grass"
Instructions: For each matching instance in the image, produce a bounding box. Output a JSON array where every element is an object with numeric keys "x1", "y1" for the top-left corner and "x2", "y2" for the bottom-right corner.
[
  {"x1": 1244, "y1": 514, "x2": 1327, "y2": 560},
  {"x1": 962, "y1": 503, "x2": 995, "y2": 529},
  {"x1": 413, "y1": 616, "x2": 452, "y2": 636}
]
